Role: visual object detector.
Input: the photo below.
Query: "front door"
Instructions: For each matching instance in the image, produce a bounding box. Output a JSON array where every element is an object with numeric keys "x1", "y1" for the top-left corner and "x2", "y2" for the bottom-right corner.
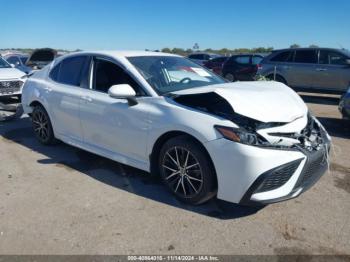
[
  {"x1": 79, "y1": 57, "x2": 150, "y2": 167},
  {"x1": 313, "y1": 50, "x2": 350, "y2": 92}
]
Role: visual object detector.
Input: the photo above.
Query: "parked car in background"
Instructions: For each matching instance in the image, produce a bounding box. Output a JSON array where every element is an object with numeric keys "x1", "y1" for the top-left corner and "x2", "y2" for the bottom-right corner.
[
  {"x1": 222, "y1": 54, "x2": 263, "y2": 81},
  {"x1": 258, "y1": 48, "x2": 350, "y2": 94},
  {"x1": 188, "y1": 53, "x2": 221, "y2": 66},
  {"x1": 339, "y1": 87, "x2": 350, "y2": 119},
  {"x1": 26, "y1": 48, "x2": 57, "y2": 70},
  {"x1": 3, "y1": 54, "x2": 32, "y2": 74},
  {"x1": 203, "y1": 56, "x2": 228, "y2": 75},
  {"x1": 0, "y1": 56, "x2": 26, "y2": 99},
  {"x1": 22, "y1": 51, "x2": 330, "y2": 206}
]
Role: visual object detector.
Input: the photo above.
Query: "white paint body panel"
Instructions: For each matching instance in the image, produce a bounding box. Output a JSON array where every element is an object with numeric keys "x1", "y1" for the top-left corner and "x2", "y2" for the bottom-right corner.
[
  {"x1": 0, "y1": 67, "x2": 26, "y2": 96},
  {"x1": 21, "y1": 51, "x2": 328, "y2": 204}
]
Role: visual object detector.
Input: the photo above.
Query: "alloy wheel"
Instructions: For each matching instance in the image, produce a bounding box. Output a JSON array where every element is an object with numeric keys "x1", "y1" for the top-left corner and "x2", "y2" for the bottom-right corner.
[
  {"x1": 32, "y1": 109, "x2": 49, "y2": 142},
  {"x1": 162, "y1": 146, "x2": 203, "y2": 198}
]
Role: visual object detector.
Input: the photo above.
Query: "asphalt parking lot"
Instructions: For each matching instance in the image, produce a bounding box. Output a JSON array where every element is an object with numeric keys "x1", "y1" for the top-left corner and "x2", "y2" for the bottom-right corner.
[{"x1": 0, "y1": 93, "x2": 349, "y2": 255}]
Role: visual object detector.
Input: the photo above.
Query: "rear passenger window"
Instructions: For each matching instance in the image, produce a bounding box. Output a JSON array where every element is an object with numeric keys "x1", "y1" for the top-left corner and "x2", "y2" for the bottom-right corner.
[
  {"x1": 294, "y1": 50, "x2": 317, "y2": 64},
  {"x1": 252, "y1": 56, "x2": 263, "y2": 65},
  {"x1": 270, "y1": 51, "x2": 293, "y2": 62},
  {"x1": 50, "y1": 56, "x2": 87, "y2": 86}
]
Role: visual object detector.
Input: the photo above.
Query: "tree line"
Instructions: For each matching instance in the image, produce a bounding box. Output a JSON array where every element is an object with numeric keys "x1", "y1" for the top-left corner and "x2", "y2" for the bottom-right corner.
[{"x1": 160, "y1": 44, "x2": 320, "y2": 56}]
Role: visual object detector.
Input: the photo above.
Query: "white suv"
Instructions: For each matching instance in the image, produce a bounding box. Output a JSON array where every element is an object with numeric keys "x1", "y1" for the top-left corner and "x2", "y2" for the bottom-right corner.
[{"x1": 0, "y1": 56, "x2": 27, "y2": 99}]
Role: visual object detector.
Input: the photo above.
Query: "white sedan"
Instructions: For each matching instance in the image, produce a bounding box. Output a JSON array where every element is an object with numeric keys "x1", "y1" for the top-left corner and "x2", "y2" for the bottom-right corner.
[{"x1": 22, "y1": 51, "x2": 331, "y2": 205}]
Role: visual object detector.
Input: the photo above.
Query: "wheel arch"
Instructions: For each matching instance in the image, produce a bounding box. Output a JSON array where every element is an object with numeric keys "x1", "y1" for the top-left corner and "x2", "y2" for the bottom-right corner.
[
  {"x1": 266, "y1": 73, "x2": 288, "y2": 85},
  {"x1": 29, "y1": 100, "x2": 57, "y2": 135},
  {"x1": 149, "y1": 130, "x2": 218, "y2": 188}
]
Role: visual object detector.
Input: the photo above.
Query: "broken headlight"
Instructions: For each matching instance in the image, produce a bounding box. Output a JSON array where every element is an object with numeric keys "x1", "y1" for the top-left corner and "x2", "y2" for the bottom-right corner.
[{"x1": 215, "y1": 125, "x2": 261, "y2": 145}]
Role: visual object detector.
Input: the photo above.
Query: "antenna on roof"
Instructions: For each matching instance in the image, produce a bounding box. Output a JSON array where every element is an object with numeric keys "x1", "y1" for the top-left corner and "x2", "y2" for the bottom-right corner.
[{"x1": 337, "y1": 43, "x2": 344, "y2": 50}]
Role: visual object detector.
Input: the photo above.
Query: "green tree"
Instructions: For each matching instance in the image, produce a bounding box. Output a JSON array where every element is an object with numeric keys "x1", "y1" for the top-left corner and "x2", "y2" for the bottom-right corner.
[
  {"x1": 171, "y1": 48, "x2": 186, "y2": 56},
  {"x1": 161, "y1": 48, "x2": 172, "y2": 53},
  {"x1": 290, "y1": 44, "x2": 301, "y2": 48}
]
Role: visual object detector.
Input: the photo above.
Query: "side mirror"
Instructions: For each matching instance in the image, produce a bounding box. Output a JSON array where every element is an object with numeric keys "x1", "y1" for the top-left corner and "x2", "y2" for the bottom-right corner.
[
  {"x1": 108, "y1": 84, "x2": 138, "y2": 106},
  {"x1": 10, "y1": 64, "x2": 15, "y2": 68}
]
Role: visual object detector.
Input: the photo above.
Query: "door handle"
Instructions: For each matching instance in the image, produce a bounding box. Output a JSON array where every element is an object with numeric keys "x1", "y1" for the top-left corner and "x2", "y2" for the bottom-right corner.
[
  {"x1": 81, "y1": 96, "x2": 93, "y2": 102},
  {"x1": 316, "y1": 68, "x2": 327, "y2": 72},
  {"x1": 44, "y1": 87, "x2": 52, "y2": 92}
]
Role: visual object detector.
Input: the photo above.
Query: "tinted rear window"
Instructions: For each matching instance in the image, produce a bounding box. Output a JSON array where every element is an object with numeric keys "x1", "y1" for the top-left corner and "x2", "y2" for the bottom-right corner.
[
  {"x1": 294, "y1": 50, "x2": 317, "y2": 64},
  {"x1": 235, "y1": 56, "x2": 250, "y2": 64},
  {"x1": 252, "y1": 56, "x2": 263, "y2": 65},
  {"x1": 270, "y1": 51, "x2": 293, "y2": 62}
]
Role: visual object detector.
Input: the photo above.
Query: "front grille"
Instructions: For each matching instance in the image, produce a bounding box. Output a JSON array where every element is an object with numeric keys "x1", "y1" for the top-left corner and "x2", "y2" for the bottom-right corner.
[
  {"x1": 295, "y1": 147, "x2": 328, "y2": 188},
  {"x1": 255, "y1": 159, "x2": 302, "y2": 193},
  {"x1": 0, "y1": 81, "x2": 23, "y2": 94}
]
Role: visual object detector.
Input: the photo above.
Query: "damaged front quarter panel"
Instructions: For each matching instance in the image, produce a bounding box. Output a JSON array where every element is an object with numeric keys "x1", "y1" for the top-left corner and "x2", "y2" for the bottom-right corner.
[{"x1": 170, "y1": 92, "x2": 330, "y2": 152}]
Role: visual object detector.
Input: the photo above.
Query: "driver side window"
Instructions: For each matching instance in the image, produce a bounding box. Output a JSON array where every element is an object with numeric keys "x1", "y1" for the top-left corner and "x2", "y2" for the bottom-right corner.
[{"x1": 92, "y1": 58, "x2": 145, "y2": 96}]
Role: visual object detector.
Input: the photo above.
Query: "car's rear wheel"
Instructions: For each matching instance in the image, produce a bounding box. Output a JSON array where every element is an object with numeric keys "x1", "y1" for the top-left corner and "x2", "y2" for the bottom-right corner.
[
  {"x1": 159, "y1": 136, "x2": 216, "y2": 205},
  {"x1": 32, "y1": 105, "x2": 57, "y2": 145},
  {"x1": 224, "y1": 73, "x2": 235, "y2": 82}
]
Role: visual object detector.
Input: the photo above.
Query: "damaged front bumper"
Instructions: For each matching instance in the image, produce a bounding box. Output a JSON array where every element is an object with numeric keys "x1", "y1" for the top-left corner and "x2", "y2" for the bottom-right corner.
[{"x1": 204, "y1": 116, "x2": 331, "y2": 206}]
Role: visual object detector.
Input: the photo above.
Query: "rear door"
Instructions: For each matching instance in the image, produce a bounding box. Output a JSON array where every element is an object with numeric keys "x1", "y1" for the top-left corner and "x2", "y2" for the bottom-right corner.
[
  {"x1": 287, "y1": 49, "x2": 319, "y2": 88},
  {"x1": 47, "y1": 55, "x2": 89, "y2": 142},
  {"x1": 313, "y1": 50, "x2": 350, "y2": 92}
]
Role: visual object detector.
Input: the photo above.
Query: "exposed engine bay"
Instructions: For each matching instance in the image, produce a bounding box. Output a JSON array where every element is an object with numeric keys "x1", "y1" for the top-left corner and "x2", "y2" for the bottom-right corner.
[{"x1": 171, "y1": 92, "x2": 330, "y2": 152}]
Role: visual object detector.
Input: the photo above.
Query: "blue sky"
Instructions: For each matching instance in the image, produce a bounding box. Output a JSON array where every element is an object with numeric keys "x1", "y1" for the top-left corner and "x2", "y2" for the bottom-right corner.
[{"x1": 2, "y1": 0, "x2": 349, "y2": 50}]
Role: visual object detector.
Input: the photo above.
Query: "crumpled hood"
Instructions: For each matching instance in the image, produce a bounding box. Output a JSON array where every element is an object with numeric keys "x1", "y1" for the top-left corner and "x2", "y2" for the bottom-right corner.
[
  {"x1": 171, "y1": 81, "x2": 308, "y2": 123},
  {"x1": 0, "y1": 68, "x2": 26, "y2": 80}
]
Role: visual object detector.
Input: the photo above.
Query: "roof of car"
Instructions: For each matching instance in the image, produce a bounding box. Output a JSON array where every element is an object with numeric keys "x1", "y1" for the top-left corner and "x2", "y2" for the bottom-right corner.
[
  {"x1": 72, "y1": 50, "x2": 180, "y2": 58},
  {"x1": 272, "y1": 47, "x2": 344, "y2": 52}
]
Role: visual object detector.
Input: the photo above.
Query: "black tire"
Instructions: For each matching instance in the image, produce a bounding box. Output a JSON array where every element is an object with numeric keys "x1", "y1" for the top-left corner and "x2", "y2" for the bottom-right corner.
[
  {"x1": 224, "y1": 73, "x2": 235, "y2": 82},
  {"x1": 267, "y1": 74, "x2": 287, "y2": 85},
  {"x1": 32, "y1": 105, "x2": 57, "y2": 145},
  {"x1": 159, "y1": 136, "x2": 216, "y2": 205}
]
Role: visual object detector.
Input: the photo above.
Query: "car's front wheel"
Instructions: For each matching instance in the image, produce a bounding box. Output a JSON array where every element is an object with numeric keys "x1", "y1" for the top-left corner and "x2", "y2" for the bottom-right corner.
[
  {"x1": 159, "y1": 136, "x2": 216, "y2": 205},
  {"x1": 32, "y1": 105, "x2": 57, "y2": 145}
]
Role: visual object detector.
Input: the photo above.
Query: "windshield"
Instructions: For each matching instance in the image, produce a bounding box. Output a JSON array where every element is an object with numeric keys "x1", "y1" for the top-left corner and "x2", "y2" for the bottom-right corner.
[
  {"x1": 0, "y1": 57, "x2": 11, "y2": 68},
  {"x1": 127, "y1": 56, "x2": 226, "y2": 94}
]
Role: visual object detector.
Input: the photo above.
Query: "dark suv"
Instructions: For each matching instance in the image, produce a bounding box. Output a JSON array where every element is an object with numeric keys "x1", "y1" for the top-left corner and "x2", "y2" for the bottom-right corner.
[
  {"x1": 258, "y1": 48, "x2": 350, "y2": 93},
  {"x1": 222, "y1": 54, "x2": 263, "y2": 81}
]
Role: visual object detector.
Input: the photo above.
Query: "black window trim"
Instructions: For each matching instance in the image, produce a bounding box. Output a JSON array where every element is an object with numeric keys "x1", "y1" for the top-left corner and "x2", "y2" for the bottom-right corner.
[{"x1": 88, "y1": 55, "x2": 150, "y2": 97}]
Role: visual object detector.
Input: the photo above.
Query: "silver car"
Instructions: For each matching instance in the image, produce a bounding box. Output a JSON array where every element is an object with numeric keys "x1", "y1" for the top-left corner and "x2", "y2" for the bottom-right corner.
[
  {"x1": 257, "y1": 48, "x2": 350, "y2": 93},
  {"x1": 339, "y1": 87, "x2": 350, "y2": 119}
]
